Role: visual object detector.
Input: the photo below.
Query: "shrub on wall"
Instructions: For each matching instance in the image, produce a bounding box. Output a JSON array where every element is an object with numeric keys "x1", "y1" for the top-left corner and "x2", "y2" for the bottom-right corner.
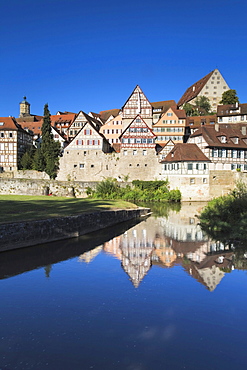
[{"x1": 92, "y1": 178, "x2": 181, "y2": 203}]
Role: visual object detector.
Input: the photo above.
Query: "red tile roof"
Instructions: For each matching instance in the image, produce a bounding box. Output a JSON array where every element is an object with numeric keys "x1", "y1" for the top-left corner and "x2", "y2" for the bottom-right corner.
[
  {"x1": 217, "y1": 103, "x2": 247, "y2": 116},
  {"x1": 190, "y1": 124, "x2": 247, "y2": 148},
  {"x1": 99, "y1": 109, "x2": 121, "y2": 122},
  {"x1": 0, "y1": 117, "x2": 32, "y2": 134},
  {"x1": 161, "y1": 143, "x2": 210, "y2": 162},
  {"x1": 151, "y1": 100, "x2": 177, "y2": 112},
  {"x1": 186, "y1": 115, "x2": 217, "y2": 128},
  {"x1": 177, "y1": 70, "x2": 214, "y2": 107}
]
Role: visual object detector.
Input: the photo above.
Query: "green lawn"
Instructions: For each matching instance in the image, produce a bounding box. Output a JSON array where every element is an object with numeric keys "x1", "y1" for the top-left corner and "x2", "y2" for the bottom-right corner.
[{"x1": 0, "y1": 195, "x2": 137, "y2": 224}]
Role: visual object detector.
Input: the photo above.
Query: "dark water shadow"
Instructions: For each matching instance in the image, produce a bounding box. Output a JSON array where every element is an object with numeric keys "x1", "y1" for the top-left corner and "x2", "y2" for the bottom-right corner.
[{"x1": 0, "y1": 217, "x2": 148, "y2": 280}]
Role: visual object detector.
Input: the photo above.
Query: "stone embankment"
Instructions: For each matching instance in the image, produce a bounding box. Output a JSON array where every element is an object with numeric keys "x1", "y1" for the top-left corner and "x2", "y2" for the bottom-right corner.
[{"x1": 0, "y1": 208, "x2": 150, "y2": 252}]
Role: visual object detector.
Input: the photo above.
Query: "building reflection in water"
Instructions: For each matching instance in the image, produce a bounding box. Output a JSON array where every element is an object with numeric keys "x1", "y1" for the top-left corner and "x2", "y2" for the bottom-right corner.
[
  {"x1": 78, "y1": 203, "x2": 245, "y2": 291},
  {"x1": 78, "y1": 246, "x2": 102, "y2": 264}
]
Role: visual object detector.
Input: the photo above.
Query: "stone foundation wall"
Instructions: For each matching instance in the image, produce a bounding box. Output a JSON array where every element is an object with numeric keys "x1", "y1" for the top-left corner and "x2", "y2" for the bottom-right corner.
[
  {"x1": 0, "y1": 178, "x2": 99, "y2": 197},
  {"x1": 0, "y1": 208, "x2": 150, "y2": 252}
]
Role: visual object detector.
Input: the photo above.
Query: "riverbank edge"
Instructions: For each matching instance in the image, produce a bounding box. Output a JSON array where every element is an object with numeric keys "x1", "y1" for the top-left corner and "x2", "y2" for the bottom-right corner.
[{"x1": 0, "y1": 207, "x2": 150, "y2": 252}]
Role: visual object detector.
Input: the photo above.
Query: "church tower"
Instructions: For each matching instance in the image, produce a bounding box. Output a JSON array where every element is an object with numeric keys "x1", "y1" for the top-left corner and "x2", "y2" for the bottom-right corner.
[{"x1": 19, "y1": 96, "x2": 30, "y2": 117}]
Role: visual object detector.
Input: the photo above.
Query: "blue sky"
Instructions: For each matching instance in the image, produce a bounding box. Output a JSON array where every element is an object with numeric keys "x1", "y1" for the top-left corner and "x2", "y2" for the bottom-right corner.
[{"x1": 1, "y1": 0, "x2": 247, "y2": 117}]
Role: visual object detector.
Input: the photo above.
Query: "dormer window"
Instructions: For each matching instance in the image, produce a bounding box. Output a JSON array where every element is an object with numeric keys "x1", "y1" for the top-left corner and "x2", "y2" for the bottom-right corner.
[
  {"x1": 220, "y1": 136, "x2": 227, "y2": 143},
  {"x1": 231, "y1": 137, "x2": 239, "y2": 144}
]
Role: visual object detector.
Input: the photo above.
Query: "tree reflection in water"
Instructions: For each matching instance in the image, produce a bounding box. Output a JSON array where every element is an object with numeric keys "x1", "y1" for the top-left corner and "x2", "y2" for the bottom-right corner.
[{"x1": 85, "y1": 201, "x2": 247, "y2": 291}]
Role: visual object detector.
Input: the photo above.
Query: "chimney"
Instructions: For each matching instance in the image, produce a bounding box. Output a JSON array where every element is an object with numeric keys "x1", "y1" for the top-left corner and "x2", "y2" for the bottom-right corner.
[{"x1": 215, "y1": 123, "x2": 219, "y2": 132}]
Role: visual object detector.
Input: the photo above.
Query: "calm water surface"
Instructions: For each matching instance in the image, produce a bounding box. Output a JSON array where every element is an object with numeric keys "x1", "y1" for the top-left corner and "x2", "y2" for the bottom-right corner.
[{"x1": 1, "y1": 202, "x2": 247, "y2": 370}]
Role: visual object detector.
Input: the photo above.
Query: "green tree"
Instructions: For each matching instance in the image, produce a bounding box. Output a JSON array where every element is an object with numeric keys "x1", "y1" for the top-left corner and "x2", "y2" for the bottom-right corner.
[
  {"x1": 32, "y1": 147, "x2": 45, "y2": 171},
  {"x1": 220, "y1": 89, "x2": 239, "y2": 105},
  {"x1": 19, "y1": 147, "x2": 35, "y2": 169},
  {"x1": 40, "y1": 104, "x2": 61, "y2": 179},
  {"x1": 183, "y1": 103, "x2": 196, "y2": 117},
  {"x1": 194, "y1": 96, "x2": 211, "y2": 114}
]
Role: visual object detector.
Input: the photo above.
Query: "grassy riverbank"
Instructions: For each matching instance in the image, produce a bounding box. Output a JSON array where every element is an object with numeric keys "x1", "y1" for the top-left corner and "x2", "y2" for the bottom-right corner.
[{"x1": 0, "y1": 195, "x2": 137, "y2": 224}]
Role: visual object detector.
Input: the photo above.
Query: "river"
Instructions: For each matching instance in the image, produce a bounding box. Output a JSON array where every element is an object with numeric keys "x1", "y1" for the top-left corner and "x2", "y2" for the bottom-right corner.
[{"x1": 1, "y1": 202, "x2": 247, "y2": 369}]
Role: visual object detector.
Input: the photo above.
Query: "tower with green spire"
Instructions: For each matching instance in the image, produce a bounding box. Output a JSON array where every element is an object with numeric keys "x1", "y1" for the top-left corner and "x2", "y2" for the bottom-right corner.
[{"x1": 19, "y1": 96, "x2": 30, "y2": 117}]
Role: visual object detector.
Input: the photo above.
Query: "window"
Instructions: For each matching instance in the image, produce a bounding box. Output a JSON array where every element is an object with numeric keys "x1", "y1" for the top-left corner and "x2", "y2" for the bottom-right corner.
[
  {"x1": 0, "y1": 143, "x2": 4, "y2": 150},
  {"x1": 0, "y1": 132, "x2": 4, "y2": 138},
  {"x1": 167, "y1": 112, "x2": 173, "y2": 116},
  {"x1": 187, "y1": 163, "x2": 193, "y2": 170},
  {"x1": 203, "y1": 178, "x2": 207, "y2": 184},
  {"x1": 74, "y1": 164, "x2": 77, "y2": 168},
  {"x1": 143, "y1": 150, "x2": 147, "y2": 156},
  {"x1": 91, "y1": 164, "x2": 94, "y2": 168},
  {"x1": 9, "y1": 132, "x2": 13, "y2": 138},
  {"x1": 79, "y1": 164, "x2": 84, "y2": 169},
  {"x1": 133, "y1": 150, "x2": 137, "y2": 155},
  {"x1": 190, "y1": 178, "x2": 195, "y2": 184},
  {"x1": 123, "y1": 150, "x2": 127, "y2": 156},
  {"x1": 212, "y1": 149, "x2": 218, "y2": 157},
  {"x1": 9, "y1": 143, "x2": 13, "y2": 150}
]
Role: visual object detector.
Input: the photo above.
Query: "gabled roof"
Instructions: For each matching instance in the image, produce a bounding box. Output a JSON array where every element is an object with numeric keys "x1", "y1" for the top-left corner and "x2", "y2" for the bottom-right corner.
[
  {"x1": 121, "y1": 85, "x2": 152, "y2": 110},
  {"x1": 217, "y1": 103, "x2": 247, "y2": 116},
  {"x1": 56, "y1": 111, "x2": 77, "y2": 115},
  {"x1": 120, "y1": 115, "x2": 156, "y2": 139},
  {"x1": 0, "y1": 117, "x2": 32, "y2": 135},
  {"x1": 177, "y1": 70, "x2": 215, "y2": 107},
  {"x1": 99, "y1": 109, "x2": 121, "y2": 123},
  {"x1": 50, "y1": 113, "x2": 76, "y2": 126},
  {"x1": 151, "y1": 100, "x2": 177, "y2": 112},
  {"x1": 82, "y1": 111, "x2": 103, "y2": 130},
  {"x1": 161, "y1": 143, "x2": 210, "y2": 162},
  {"x1": 190, "y1": 124, "x2": 247, "y2": 148},
  {"x1": 51, "y1": 126, "x2": 67, "y2": 141},
  {"x1": 69, "y1": 116, "x2": 108, "y2": 144},
  {"x1": 16, "y1": 115, "x2": 43, "y2": 123},
  {"x1": 157, "y1": 139, "x2": 175, "y2": 153},
  {"x1": 186, "y1": 115, "x2": 217, "y2": 127}
]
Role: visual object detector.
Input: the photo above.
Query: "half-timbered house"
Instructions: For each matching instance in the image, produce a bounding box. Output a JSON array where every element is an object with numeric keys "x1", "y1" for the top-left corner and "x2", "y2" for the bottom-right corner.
[
  {"x1": 122, "y1": 85, "x2": 153, "y2": 130},
  {"x1": 57, "y1": 115, "x2": 111, "y2": 181},
  {"x1": 188, "y1": 124, "x2": 247, "y2": 171},
  {"x1": 120, "y1": 115, "x2": 156, "y2": 149},
  {"x1": 0, "y1": 117, "x2": 33, "y2": 172},
  {"x1": 160, "y1": 143, "x2": 211, "y2": 201}
]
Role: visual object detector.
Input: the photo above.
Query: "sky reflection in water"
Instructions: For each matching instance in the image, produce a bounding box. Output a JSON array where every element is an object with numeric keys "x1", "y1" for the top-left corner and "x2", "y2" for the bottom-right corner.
[{"x1": 1, "y1": 202, "x2": 247, "y2": 370}]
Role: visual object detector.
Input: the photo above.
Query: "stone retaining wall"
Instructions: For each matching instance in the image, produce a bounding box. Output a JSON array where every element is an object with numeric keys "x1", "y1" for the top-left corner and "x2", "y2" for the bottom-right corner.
[
  {"x1": 0, "y1": 178, "x2": 98, "y2": 197},
  {"x1": 0, "y1": 208, "x2": 150, "y2": 252}
]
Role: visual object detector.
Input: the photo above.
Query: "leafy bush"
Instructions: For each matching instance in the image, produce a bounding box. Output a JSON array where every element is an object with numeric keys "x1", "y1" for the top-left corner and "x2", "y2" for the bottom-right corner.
[
  {"x1": 132, "y1": 180, "x2": 169, "y2": 191},
  {"x1": 91, "y1": 179, "x2": 181, "y2": 203},
  {"x1": 199, "y1": 181, "x2": 247, "y2": 242}
]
